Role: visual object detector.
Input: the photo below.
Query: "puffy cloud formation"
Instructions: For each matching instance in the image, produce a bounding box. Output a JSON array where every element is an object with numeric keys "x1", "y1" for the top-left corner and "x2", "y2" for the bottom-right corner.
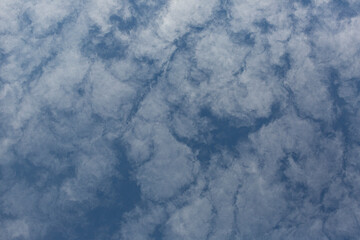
[{"x1": 1, "y1": 0, "x2": 360, "y2": 239}]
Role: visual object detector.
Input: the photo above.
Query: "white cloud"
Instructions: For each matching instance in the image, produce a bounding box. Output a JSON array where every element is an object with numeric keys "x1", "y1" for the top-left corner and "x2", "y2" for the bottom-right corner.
[
  {"x1": 85, "y1": 0, "x2": 125, "y2": 33},
  {"x1": 135, "y1": 125, "x2": 199, "y2": 200},
  {"x1": 324, "y1": 199, "x2": 360, "y2": 239},
  {"x1": 207, "y1": 163, "x2": 242, "y2": 240},
  {"x1": 195, "y1": 29, "x2": 248, "y2": 75},
  {"x1": 119, "y1": 205, "x2": 166, "y2": 240},
  {"x1": 157, "y1": 0, "x2": 218, "y2": 41},
  {"x1": 0, "y1": 0, "x2": 359, "y2": 239},
  {"x1": 89, "y1": 62, "x2": 136, "y2": 119},
  {"x1": 24, "y1": 0, "x2": 75, "y2": 36},
  {"x1": 165, "y1": 198, "x2": 212, "y2": 240},
  {"x1": 2, "y1": 219, "x2": 30, "y2": 239},
  {"x1": 0, "y1": 0, "x2": 22, "y2": 34}
]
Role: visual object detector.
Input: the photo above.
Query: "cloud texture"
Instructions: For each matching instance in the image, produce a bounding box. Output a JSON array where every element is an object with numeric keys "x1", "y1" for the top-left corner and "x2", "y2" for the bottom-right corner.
[{"x1": 0, "y1": 0, "x2": 360, "y2": 239}]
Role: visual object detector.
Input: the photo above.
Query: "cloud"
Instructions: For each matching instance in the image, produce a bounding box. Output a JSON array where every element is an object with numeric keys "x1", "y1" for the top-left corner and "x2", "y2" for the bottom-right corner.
[
  {"x1": 0, "y1": 219, "x2": 30, "y2": 239},
  {"x1": 165, "y1": 198, "x2": 213, "y2": 240},
  {"x1": 1, "y1": 0, "x2": 360, "y2": 239},
  {"x1": 157, "y1": 0, "x2": 219, "y2": 41}
]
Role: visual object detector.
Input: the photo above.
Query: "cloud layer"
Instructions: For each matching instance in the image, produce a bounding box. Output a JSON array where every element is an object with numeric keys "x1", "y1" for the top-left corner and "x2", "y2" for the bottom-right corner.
[{"x1": 1, "y1": 0, "x2": 360, "y2": 239}]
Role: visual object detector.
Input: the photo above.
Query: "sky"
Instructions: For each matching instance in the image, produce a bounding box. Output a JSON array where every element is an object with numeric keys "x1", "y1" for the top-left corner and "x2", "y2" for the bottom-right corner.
[{"x1": 0, "y1": 0, "x2": 360, "y2": 239}]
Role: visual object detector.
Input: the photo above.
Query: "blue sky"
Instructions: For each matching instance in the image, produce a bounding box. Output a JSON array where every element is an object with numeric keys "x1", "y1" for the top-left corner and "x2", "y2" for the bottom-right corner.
[{"x1": 0, "y1": 0, "x2": 360, "y2": 239}]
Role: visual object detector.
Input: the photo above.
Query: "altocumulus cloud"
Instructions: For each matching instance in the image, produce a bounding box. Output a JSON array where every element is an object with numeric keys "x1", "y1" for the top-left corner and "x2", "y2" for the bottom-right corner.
[{"x1": 0, "y1": 0, "x2": 360, "y2": 239}]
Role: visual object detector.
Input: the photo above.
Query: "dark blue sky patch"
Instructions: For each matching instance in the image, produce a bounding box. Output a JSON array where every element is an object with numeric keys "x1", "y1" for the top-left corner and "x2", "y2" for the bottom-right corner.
[
  {"x1": 44, "y1": 13, "x2": 78, "y2": 36},
  {"x1": 284, "y1": 181, "x2": 309, "y2": 208},
  {"x1": 0, "y1": 50, "x2": 6, "y2": 65},
  {"x1": 0, "y1": 165, "x2": 3, "y2": 182},
  {"x1": 273, "y1": 53, "x2": 292, "y2": 78},
  {"x1": 21, "y1": 52, "x2": 58, "y2": 90},
  {"x1": 319, "y1": 187, "x2": 342, "y2": 214},
  {"x1": 63, "y1": 139, "x2": 143, "y2": 239},
  {"x1": 150, "y1": 224, "x2": 164, "y2": 240},
  {"x1": 127, "y1": 0, "x2": 168, "y2": 26},
  {"x1": 332, "y1": 0, "x2": 358, "y2": 19},
  {"x1": 292, "y1": 0, "x2": 312, "y2": 7},
  {"x1": 170, "y1": 107, "x2": 253, "y2": 168},
  {"x1": 41, "y1": 147, "x2": 141, "y2": 240},
  {"x1": 77, "y1": 176, "x2": 140, "y2": 240},
  {"x1": 254, "y1": 18, "x2": 275, "y2": 34},
  {"x1": 19, "y1": 12, "x2": 33, "y2": 27},
  {"x1": 110, "y1": 15, "x2": 137, "y2": 33},
  {"x1": 198, "y1": 108, "x2": 251, "y2": 147},
  {"x1": 325, "y1": 67, "x2": 358, "y2": 150},
  {"x1": 230, "y1": 30, "x2": 256, "y2": 47},
  {"x1": 82, "y1": 27, "x2": 127, "y2": 60},
  {"x1": 110, "y1": 138, "x2": 141, "y2": 211},
  {"x1": 8, "y1": 159, "x2": 75, "y2": 188},
  {"x1": 355, "y1": 78, "x2": 360, "y2": 93},
  {"x1": 171, "y1": 104, "x2": 281, "y2": 168},
  {"x1": 303, "y1": 15, "x2": 320, "y2": 35},
  {"x1": 43, "y1": 229, "x2": 67, "y2": 240}
]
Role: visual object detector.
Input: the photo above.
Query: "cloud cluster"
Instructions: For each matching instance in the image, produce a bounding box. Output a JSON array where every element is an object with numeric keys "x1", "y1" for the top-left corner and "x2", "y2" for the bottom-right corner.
[{"x1": 1, "y1": 0, "x2": 360, "y2": 239}]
